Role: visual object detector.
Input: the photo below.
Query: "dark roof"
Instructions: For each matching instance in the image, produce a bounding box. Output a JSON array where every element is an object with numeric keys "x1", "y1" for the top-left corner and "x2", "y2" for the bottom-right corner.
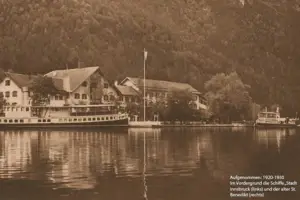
[
  {"x1": 114, "y1": 85, "x2": 140, "y2": 96},
  {"x1": 121, "y1": 77, "x2": 201, "y2": 94},
  {"x1": 45, "y1": 66, "x2": 100, "y2": 92},
  {"x1": 5, "y1": 72, "x2": 38, "y2": 88}
]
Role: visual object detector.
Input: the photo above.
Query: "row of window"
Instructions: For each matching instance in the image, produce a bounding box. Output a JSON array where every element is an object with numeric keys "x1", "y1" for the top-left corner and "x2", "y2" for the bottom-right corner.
[
  {"x1": 5, "y1": 107, "x2": 30, "y2": 112},
  {"x1": 74, "y1": 93, "x2": 88, "y2": 100},
  {"x1": 0, "y1": 91, "x2": 18, "y2": 98},
  {"x1": 0, "y1": 115, "x2": 126, "y2": 123}
]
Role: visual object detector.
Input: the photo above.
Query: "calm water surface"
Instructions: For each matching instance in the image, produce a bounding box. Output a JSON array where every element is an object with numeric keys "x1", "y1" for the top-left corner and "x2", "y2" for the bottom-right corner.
[{"x1": 0, "y1": 128, "x2": 299, "y2": 200}]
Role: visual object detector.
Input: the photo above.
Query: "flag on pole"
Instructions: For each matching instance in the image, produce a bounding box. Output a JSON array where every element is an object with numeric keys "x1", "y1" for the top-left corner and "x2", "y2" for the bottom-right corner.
[{"x1": 144, "y1": 48, "x2": 148, "y2": 61}]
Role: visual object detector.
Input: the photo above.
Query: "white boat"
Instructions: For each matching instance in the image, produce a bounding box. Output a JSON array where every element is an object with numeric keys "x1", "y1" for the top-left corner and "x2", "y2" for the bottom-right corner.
[
  {"x1": 0, "y1": 104, "x2": 129, "y2": 129},
  {"x1": 255, "y1": 107, "x2": 298, "y2": 128}
]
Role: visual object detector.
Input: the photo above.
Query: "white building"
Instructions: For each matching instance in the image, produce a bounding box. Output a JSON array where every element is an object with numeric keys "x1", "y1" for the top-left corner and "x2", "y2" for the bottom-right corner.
[
  {"x1": 120, "y1": 77, "x2": 208, "y2": 110},
  {"x1": 45, "y1": 66, "x2": 118, "y2": 106},
  {"x1": 0, "y1": 72, "x2": 36, "y2": 106}
]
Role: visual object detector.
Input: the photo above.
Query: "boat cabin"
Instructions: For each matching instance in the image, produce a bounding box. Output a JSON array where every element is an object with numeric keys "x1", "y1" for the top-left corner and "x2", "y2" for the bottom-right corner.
[{"x1": 258, "y1": 112, "x2": 280, "y2": 119}]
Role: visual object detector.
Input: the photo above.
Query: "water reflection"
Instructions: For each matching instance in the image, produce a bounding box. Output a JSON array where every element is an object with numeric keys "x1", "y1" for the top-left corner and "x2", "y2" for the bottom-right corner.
[
  {"x1": 254, "y1": 128, "x2": 296, "y2": 151},
  {"x1": 0, "y1": 129, "x2": 212, "y2": 189},
  {"x1": 0, "y1": 128, "x2": 299, "y2": 200}
]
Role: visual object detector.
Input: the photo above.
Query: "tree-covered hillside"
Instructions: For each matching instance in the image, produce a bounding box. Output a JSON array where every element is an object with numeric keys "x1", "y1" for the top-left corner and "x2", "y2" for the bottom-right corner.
[{"x1": 1, "y1": 0, "x2": 300, "y2": 115}]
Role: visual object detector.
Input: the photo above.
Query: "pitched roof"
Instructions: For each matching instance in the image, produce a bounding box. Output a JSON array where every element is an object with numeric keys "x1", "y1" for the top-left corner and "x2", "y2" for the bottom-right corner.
[
  {"x1": 5, "y1": 72, "x2": 38, "y2": 88},
  {"x1": 45, "y1": 66, "x2": 100, "y2": 92},
  {"x1": 114, "y1": 85, "x2": 140, "y2": 96},
  {"x1": 121, "y1": 77, "x2": 201, "y2": 94}
]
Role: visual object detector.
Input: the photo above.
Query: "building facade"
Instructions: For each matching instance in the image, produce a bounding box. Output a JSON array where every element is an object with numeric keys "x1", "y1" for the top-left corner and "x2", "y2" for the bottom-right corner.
[
  {"x1": 0, "y1": 72, "x2": 36, "y2": 106},
  {"x1": 120, "y1": 77, "x2": 208, "y2": 110},
  {"x1": 45, "y1": 66, "x2": 118, "y2": 106}
]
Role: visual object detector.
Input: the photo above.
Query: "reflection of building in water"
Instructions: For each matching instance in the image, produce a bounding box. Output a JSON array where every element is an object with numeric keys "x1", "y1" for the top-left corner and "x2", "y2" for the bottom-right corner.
[
  {"x1": 255, "y1": 129, "x2": 295, "y2": 150},
  {"x1": 0, "y1": 131, "x2": 37, "y2": 178}
]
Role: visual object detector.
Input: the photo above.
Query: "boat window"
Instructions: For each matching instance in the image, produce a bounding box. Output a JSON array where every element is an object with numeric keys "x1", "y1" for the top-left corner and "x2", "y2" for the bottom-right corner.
[
  {"x1": 4, "y1": 119, "x2": 7, "y2": 123},
  {"x1": 92, "y1": 118, "x2": 96, "y2": 121},
  {"x1": 0, "y1": 119, "x2": 1, "y2": 122},
  {"x1": 78, "y1": 118, "x2": 82, "y2": 121},
  {"x1": 83, "y1": 118, "x2": 86, "y2": 121},
  {"x1": 42, "y1": 119, "x2": 46, "y2": 122},
  {"x1": 101, "y1": 117, "x2": 104, "y2": 120},
  {"x1": 20, "y1": 119, "x2": 24, "y2": 123},
  {"x1": 9, "y1": 119, "x2": 13, "y2": 123},
  {"x1": 38, "y1": 119, "x2": 41, "y2": 122},
  {"x1": 97, "y1": 117, "x2": 100, "y2": 120},
  {"x1": 110, "y1": 117, "x2": 113, "y2": 120},
  {"x1": 26, "y1": 107, "x2": 29, "y2": 111},
  {"x1": 47, "y1": 119, "x2": 51, "y2": 122},
  {"x1": 106, "y1": 117, "x2": 108, "y2": 120},
  {"x1": 14, "y1": 119, "x2": 18, "y2": 123},
  {"x1": 74, "y1": 118, "x2": 77, "y2": 121},
  {"x1": 69, "y1": 118, "x2": 72, "y2": 122},
  {"x1": 59, "y1": 118, "x2": 63, "y2": 122},
  {"x1": 88, "y1": 118, "x2": 91, "y2": 121},
  {"x1": 64, "y1": 118, "x2": 68, "y2": 122}
]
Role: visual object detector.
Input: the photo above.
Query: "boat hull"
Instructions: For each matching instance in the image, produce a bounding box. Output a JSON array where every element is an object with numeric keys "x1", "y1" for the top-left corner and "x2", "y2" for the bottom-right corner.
[
  {"x1": 0, "y1": 118, "x2": 129, "y2": 129},
  {"x1": 255, "y1": 123, "x2": 297, "y2": 128}
]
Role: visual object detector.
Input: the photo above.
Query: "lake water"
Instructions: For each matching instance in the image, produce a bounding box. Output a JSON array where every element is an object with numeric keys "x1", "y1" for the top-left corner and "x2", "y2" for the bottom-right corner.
[{"x1": 0, "y1": 128, "x2": 299, "y2": 200}]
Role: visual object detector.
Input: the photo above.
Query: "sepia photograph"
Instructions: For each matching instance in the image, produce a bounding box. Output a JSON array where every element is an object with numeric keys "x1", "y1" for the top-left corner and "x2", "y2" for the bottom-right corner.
[{"x1": 0, "y1": 0, "x2": 299, "y2": 199}]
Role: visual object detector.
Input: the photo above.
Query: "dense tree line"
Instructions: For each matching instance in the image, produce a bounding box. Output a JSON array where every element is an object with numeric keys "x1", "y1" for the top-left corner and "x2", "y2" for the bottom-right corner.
[{"x1": 1, "y1": 0, "x2": 300, "y2": 115}]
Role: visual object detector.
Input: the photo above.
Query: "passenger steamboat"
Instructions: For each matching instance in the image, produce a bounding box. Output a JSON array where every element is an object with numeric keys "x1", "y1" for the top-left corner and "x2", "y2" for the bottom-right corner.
[
  {"x1": 255, "y1": 107, "x2": 299, "y2": 128},
  {"x1": 0, "y1": 104, "x2": 129, "y2": 129}
]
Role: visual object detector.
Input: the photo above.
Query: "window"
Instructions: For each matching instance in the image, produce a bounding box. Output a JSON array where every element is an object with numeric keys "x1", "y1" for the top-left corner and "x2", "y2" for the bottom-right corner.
[
  {"x1": 5, "y1": 91, "x2": 10, "y2": 97},
  {"x1": 59, "y1": 95, "x2": 63, "y2": 100},
  {"x1": 26, "y1": 107, "x2": 29, "y2": 111},
  {"x1": 5, "y1": 80, "x2": 10, "y2": 86},
  {"x1": 97, "y1": 117, "x2": 100, "y2": 120},
  {"x1": 83, "y1": 118, "x2": 86, "y2": 121},
  {"x1": 43, "y1": 119, "x2": 46, "y2": 122},
  {"x1": 74, "y1": 93, "x2": 80, "y2": 99},
  {"x1": 109, "y1": 95, "x2": 115, "y2": 101},
  {"x1": 192, "y1": 95, "x2": 198, "y2": 101},
  {"x1": 104, "y1": 95, "x2": 108, "y2": 101},
  {"x1": 82, "y1": 81, "x2": 88, "y2": 87},
  {"x1": 82, "y1": 94, "x2": 87, "y2": 99},
  {"x1": 104, "y1": 83, "x2": 109, "y2": 88},
  {"x1": 9, "y1": 120, "x2": 12, "y2": 123},
  {"x1": 12, "y1": 91, "x2": 18, "y2": 97},
  {"x1": 38, "y1": 119, "x2": 41, "y2": 122},
  {"x1": 20, "y1": 119, "x2": 24, "y2": 123},
  {"x1": 14, "y1": 119, "x2": 18, "y2": 123},
  {"x1": 88, "y1": 118, "x2": 91, "y2": 121},
  {"x1": 47, "y1": 119, "x2": 51, "y2": 122},
  {"x1": 55, "y1": 95, "x2": 59, "y2": 100},
  {"x1": 74, "y1": 118, "x2": 77, "y2": 121},
  {"x1": 92, "y1": 118, "x2": 96, "y2": 121}
]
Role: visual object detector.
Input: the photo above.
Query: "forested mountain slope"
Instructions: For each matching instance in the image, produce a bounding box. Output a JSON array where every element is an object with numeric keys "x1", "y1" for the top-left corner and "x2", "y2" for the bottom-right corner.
[{"x1": 1, "y1": 0, "x2": 300, "y2": 114}]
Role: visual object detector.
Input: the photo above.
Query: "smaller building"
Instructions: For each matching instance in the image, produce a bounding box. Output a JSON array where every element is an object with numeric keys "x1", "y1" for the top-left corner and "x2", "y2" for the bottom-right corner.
[
  {"x1": 0, "y1": 72, "x2": 37, "y2": 106},
  {"x1": 113, "y1": 81, "x2": 141, "y2": 105}
]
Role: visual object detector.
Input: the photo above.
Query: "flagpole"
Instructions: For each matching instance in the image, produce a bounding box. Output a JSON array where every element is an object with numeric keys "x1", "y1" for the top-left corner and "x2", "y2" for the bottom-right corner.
[{"x1": 143, "y1": 48, "x2": 146, "y2": 122}]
